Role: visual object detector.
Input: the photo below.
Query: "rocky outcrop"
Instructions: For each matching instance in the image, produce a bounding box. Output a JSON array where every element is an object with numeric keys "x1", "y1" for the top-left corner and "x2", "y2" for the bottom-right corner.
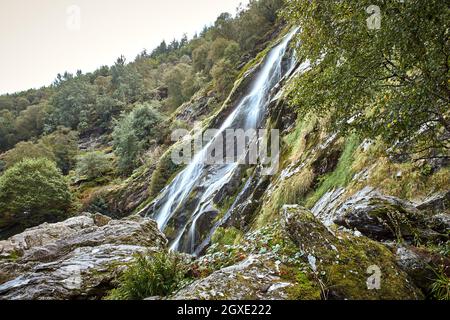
[
  {"x1": 172, "y1": 254, "x2": 297, "y2": 300},
  {"x1": 0, "y1": 213, "x2": 167, "y2": 300},
  {"x1": 416, "y1": 190, "x2": 450, "y2": 213},
  {"x1": 312, "y1": 187, "x2": 447, "y2": 243},
  {"x1": 393, "y1": 244, "x2": 449, "y2": 292},
  {"x1": 282, "y1": 205, "x2": 423, "y2": 300}
]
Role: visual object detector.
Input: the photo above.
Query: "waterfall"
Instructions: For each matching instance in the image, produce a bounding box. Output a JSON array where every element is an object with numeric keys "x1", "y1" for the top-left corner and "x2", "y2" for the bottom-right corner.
[{"x1": 143, "y1": 28, "x2": 299, "y2": 255}]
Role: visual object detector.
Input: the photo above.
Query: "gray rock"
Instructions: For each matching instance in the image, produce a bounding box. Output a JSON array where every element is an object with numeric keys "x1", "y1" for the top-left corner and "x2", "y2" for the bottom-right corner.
[
  {"x1": 332, "y1": 189, "x2": 432, "y2": 242},
  {"x1": 0, "y1": 213, "x2": 96, "y2": 259},
  {"x1": 394, "y1": 246, "x2": 435, "y2": 292},
  {"x1": 172, "y1": 254, "x2": 294, "y2": 300},
  {"x1": 428, "y1": 214, "x2": 450, "y2": 234},
  {"x1": 0, "y1": 213, "x2": 167, "y2": 300}
]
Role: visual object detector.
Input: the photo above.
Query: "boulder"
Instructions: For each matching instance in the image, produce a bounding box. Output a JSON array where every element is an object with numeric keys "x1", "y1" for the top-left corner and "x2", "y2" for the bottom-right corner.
[
  {"x1": 394, "y1": 245, "x2": 450, "y2": 293},
  {"x1": 416, "y1": 190, "x2": 450, "y2": 213},
  {"x1": 0, "y1": 214, "x2": 96, "y2": 259},
  {"x1": 394, "y1": 246, "x2": 435, "y2": 292},
  {"x1": 428, "y1": 214, "x2": 450, "y2": 234},
  {"x1": 330, "y1": 188, "x2": 444, "y2": 242},
  {"x1": 282, "y1": 205, "x2": 423, "y2": 300},
  {"x1": 172, "y1": 254, "x2": 306, "y2": 300},
  {"x1": 0, "y1": 213, "x2": 167, "y2": 300}
]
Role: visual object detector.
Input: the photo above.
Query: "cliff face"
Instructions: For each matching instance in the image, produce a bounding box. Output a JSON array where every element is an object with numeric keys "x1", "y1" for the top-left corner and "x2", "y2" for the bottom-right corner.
[{"x1": 0, "y1": 27, "x2": 448, "y2": 301}]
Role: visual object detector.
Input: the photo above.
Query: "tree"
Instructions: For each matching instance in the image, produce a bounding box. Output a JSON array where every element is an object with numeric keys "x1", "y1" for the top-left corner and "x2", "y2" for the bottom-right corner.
[
  {"x1": 0, "y1": 158, "x2": 72, "y2": 232},
  {"x1": 129, "y1": 102, "x2": 165, "y2": 142},
  {"x1": 49, "y1": 77, "x2": 96, "y2": 131},
  {"x1": 192, "y1": 41, "x2": 211, "y2": 73},
  {"x1": 212, "y1": 13, "x2": 236, "y2": 40},
  {"x1": 94, "y1": 95, "x2": 124, "y2": 131},
  {"x1": 163, "y1": 63, "x2": 195, "y2": 109},
  {"x1": 211, "y1": 59, "x2": 237, "y2": 98},
  {"x1": 112, "y1": 103, "x2": 166, "y2": 174},
  {"x1": 40, "y1": 127, "x2": 79, "y2": 175},
  {"x1": 0, "y1": 110, "x2": 16, "y2": 151},
  {"x1": 255, "y1": 0, "x2": 284, "y2": 24},
  {"x1": 0, "y1": 96, "x2": 14, "y2": 111},
  {"x1": 111, "y1": 61, "x2": 145, "y2": 104},
  {"x1": 14, "y1": 103, "x2": 48, "y2": 141},
  {"x1": 283, "y1": 0, "x2": 449, "y2": 159},
  {"x1": 0, "y1": 141, "x2": 55, "y2": 170},
  {"x1": 112, "y1": 115, "x2": 140, "y2": 174},
  {"x1": 75, "y1": 151, "x2": 113, "y2": 180}
]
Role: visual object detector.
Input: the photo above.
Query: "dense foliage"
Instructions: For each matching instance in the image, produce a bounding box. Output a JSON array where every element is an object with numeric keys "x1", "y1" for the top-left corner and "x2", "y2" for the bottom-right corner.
[
  {"x1": 0, "y1": 0, "x2": 283, "y2": 173},
  {"x1": 283, "y1": 0, "x2": 449, "y2": 159},
  {"x1": 106, "y1": 251, "x2": 189, "y2": 300},
  {"x1": 0, "y1": 158, "x2": 72, "y2": 232},
  {"x1": 75, "y1": 151, "x2": 113, "y2": 180}
]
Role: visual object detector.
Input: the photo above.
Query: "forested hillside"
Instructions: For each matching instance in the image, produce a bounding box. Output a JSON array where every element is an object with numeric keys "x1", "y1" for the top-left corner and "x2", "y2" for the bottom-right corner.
[{"x1": 0, "y1": 0, "x2": 285, "y2": 234}]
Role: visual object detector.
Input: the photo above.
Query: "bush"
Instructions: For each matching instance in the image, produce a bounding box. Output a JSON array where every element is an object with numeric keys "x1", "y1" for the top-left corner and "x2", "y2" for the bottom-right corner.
[
  {"x1": 75, "y1": 151, "x2": 113, "y2": 180},
  {"x1": 1, "y1": 141, "x2": 55, "y2": 170},
  {"x1": 112, "y1": 115, "x2": 140, "y2": 174},
  {"x1": 112, "y1": 103, "x2": 166, "y2": 174},
  {"x1": 210, "y1": 59, "x2": 237, "y2": 98},
  {"x1": 430, "y1": 267, "x2": 450, "y2": 300},
  {"x1": 106, "y1": 251, "x2": 189, "y2": 300},
  {"x1": 39, "y1": 126, "x2": 79, "y2": 175},
  {"x1": 0, "y1": 158, "x2": 72, "y2": 231}
]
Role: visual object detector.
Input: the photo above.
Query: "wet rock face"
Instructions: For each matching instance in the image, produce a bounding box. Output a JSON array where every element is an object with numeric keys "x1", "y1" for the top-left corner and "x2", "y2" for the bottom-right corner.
[
  {"x1": 282, "y1": 205, "x2": 423, "y2": 300},
  {"x1": 0, "y1": 213, "x2": 167, "y2": 300},
  {"x1": 313, "y1": 187, "x2": 447, "y2": 243},
  {"x1": 172, "y1": 254, "x2": 295, "y2": 300},
  {"x1": 175, "y1": 93, "x2": 217, "y2": 125}
]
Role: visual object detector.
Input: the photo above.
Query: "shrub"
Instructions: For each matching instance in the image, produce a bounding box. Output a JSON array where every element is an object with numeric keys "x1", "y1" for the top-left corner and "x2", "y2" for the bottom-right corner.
[
  {"x1": 0, "y1": 141, "x2": 55, "y2": 170},
  {"x1": 75, "y1": 151, "x2": 113, "y2": 180},
  {"x1": 0, "y1": 158, "x2": 72, "y2": 231},
  {"x1": 112, "y1": 103, "x2": 166, "y2": 174},
  {"x1": 106, "y1": 251, "x2": 189, "y2": 300},
  {"x1": 430, "y1": 267, "x2": 450, "y2": 300},
  {"x1": 112, "y1": 115, "x2": 140, "y2": 175}
]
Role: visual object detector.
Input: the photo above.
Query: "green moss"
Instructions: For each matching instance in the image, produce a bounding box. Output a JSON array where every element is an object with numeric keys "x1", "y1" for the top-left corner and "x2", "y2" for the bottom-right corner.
[
  {"x1": 284, "y1": 269, "x2": 322, "y2": 300},
  {"x1": 0, "y1": 249, "x2": 22, "y2": 262},
  {"x1": 211, "y1": 227, "x2": 243, "y2": 247},
  {"x1": 320, "y1": 236, "x2": 422, "y2": 300},
  {"x1": 237, "y1": 47, "x2": 271, "y2": 80},
  {"x1": 148, "y1": 148, "x2": 184, "y2": 199},
  {"x1": 305, "y1": 134, "x2": 360, "y2": 208}
]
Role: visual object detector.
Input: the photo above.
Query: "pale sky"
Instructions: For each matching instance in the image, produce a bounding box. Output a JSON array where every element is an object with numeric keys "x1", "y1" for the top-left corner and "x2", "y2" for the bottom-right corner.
[{"x1": 0, "y1": 0, "x2": 249, "y2": 95}]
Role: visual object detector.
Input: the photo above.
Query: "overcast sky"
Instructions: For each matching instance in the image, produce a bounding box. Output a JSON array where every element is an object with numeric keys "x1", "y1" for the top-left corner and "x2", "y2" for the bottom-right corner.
[{"x1": 0, "y1": 0, "x2": 249, "y2": 95}]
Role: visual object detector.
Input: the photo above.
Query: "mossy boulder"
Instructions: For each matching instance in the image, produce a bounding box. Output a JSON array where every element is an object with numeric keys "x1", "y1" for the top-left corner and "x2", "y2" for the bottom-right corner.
[
  {"x1": 333, "y1": 189, "x2": 446, "y2": 243},
  {"x1": 282, "y1": 205, "x2": 424, "y2": 300},
  {"x1": 172, "y1": 254, "x2": 319, "y2": 300}
]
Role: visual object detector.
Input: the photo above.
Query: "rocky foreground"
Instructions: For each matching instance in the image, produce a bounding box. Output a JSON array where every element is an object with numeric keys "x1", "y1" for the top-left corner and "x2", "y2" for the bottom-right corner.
[
  {"x1": 0, "y1": 189, "x2": 448, "y2": 300},
  {"x1": 0, "y1": 213, "x2": 166, "y2": 299}
]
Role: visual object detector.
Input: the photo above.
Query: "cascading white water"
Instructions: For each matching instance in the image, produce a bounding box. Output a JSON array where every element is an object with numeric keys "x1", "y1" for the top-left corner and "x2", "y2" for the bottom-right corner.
[{"x1": 144, "y1": 28, "x2": 299, "y2": 254}]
